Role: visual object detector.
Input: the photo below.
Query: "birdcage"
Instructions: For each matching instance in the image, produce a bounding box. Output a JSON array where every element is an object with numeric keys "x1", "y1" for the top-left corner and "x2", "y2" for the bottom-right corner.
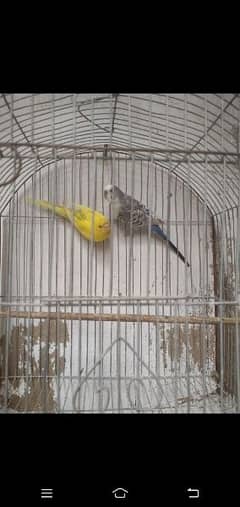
[{"x1": 0, "y1": 93, "x2": 239, "y2": 413}]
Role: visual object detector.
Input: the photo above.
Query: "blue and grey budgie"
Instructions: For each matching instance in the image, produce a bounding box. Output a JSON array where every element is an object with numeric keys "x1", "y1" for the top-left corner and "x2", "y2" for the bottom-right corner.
[{"x1": 104, "y1": 184, "x2": 189, "y2": 266}]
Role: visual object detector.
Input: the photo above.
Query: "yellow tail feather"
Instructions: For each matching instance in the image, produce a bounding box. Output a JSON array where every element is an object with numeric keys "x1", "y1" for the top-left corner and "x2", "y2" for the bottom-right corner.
[{"x1": 26, "y1": 198, "x2": 69, "y2": 219}]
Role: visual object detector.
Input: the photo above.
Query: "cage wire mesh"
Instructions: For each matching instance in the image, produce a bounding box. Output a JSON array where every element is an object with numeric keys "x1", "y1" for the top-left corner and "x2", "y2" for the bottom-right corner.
[{"x1": 0, "y1": 93, "x2": 240, "y2": 413}]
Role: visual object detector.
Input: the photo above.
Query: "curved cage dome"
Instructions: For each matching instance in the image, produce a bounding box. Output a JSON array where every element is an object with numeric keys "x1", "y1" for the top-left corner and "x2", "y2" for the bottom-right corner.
[{"x1": 0, "y1": 94, "x2": 239, "y2": 213}]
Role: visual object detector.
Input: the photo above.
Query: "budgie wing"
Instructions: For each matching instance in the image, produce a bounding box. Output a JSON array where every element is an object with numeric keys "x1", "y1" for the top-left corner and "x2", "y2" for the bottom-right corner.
[
  {"x1": 62, "y1": 206, "x2": 90, "y2": 239},
  {"x1": 119, "y1": 195, "x2": 151, "y2": 229},
  {"x1": 125, "y1": 196, "x2": 165, "y2": 228},
  {"x1": 65, "y1": 206, "x2": 104, "y2": 240},
  {"x1": 73, "y1": 206, "x2": 103, "y2": 224}
]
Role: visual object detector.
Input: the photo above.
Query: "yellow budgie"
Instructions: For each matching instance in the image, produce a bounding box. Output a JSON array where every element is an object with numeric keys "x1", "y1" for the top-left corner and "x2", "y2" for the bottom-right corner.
[{"x1": 27, "y1": 199, "x2": 111, "y2": 242}]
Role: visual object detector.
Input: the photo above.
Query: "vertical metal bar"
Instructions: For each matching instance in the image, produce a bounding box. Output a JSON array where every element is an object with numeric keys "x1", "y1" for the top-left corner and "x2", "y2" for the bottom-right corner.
[
  {"x1": 197, "y1": 199, "x2": 202, "y2": 294},
  {"x1": 189, "y1": 187, "x2": 193, "y2": 294},
  {"x1": 102, "y1": 149, "x2": 114, "y2": 405},
  {"x1": 28, "y1": 96, "x2": 38, "y2": 411},
  {"x1": 22, "y1": 181, "x2": 29, "y2": 407},
  {"x1": 53, "y1": 153, "x2": 59, "y2": 405},
  {"x1": 183, "y1": 158, "x2": 191, "y2": 413},
  {"x1": 146, "y1": 156, "x2": 153, "y2": 297},
  {"x1": 219, "y1": 156, "x2": 226, "y2": 411},
  {"x1": 56, "y1": 301, "x2": 61, "y2": 412},
  {"x1": 184, "y1": 93, "x2": 187, "y2": 151},
  {"x1": 161, "y1": 166, "x2": 164, "y2": 308},
  {"x1": 14, "y1": 153, "x2": 19, "y2": 395},
  {"x1": 89, "y1": 98, "x2": 96, "y2": 298},
  {"x1": 109, "y1": 148, "x2": 115, "y2": 410},
  {"x1": 15, "y1": 166, "x2": 19, "y2": 300},
  {"x1": 146, "y1": 159, "x2": 151, "y2": 372},
  {"x1": 139, "y1": 159, "x2": 143, "y2": 296},
  {"x1": 92, "y1": 302, "x2": 97, "y2": 412},
  {"x1": 63, "y1": 158, "x2": 67, "y2": 297},
  {"x1": 89, "y1": 152, "x2": 97, "y2": 297},
  {"x1": 173, "y1": 300, "x2": 179, "y2": 413},
  {"x1": 4, "y1": 94, "x2": 15, "y2": 410},
  {"x1": 117, "y1": 154, "x2": 120, "y2": 297},
  {"x1": 128, "y1": 154, "x2": 135, "y2": 297},
  {"x1": 116, "y1": 299, "x2": 121, "y2": 413},
  {"x1": 128, "y1": 95, "x2": 134, "y2": 298},
  {"x1": 201, "y1": 97, "x2": 209, "y2": 412},
  {"x1": 43, "y1": 100, "x2": 54, "y2": 412},
  {"x1": 183, "y1": 177, "x2": 190, "y2": 294},
  {"x1": 155, "y1": 299, "x2": 161, "y2": 411},
  {"x1": 123, "y1": 158, "x2": 128, "y2": 380},
  {"x1": 85, "y1": 153, "x2": 90, "y2": 385},
  {"x1": 94, "y1": 157, "x2": 98, "y2": 298},
  {"x1": 108, "y1": 152, "x2": 115, "y2": 297},
  {"x1": 70, "y1": 95, "x2": 77, "y2": 389},
  {"x1": 147, "y1": 95, "x2": 153, "y2": 296},
  {"x1": 79, "y1": 154, "x2": 83, "y2": 296},
  {"x1": 49, "y1": 94, "x2": 60, "y2": 412},
  {"x1": 38, "y1": 153, "x2": 44, "y2": 384},
  {"x1": 136, "y1": 301, "x2": 141, "y2": 412},
  {"x1": 201, "y1": 154, "x2": 208, "y2": 413},
  {"x1": 166, "y1": 160, "x2": 171, "y2": 298},
  {"x1": 77, "y1": 300, "x2": 82, "y2": 412},
  {"x1": 101, "y1": 154, "x2": 105, "y2": 297},
  {"x1": 0, "y1": 211, "x2": 1, "y2": 293},
  {"x1": 235, "y1": 275, "x2": 240, "y2": 410},
  {"x1": 125, "y1": 156, "x2": 128, "y2": 297},
  {"x1": 167, "y1": 154, "x2": 173, "y2": 384},
  {"x1": 63, "y1": 158, "x2": 67, "y2": 388},
  {"x1": 4, "y1": 218, "x2": 11, "y2": 410},
  {"x1": 52, "y1": 95, "x2": 58, "y2": 298},
  {"x1": 174, "y1": 176, "x2": 179, "y2": 295},
  {"x1": 29, "y1": 172, "x2": 35, "y2": 392},
  {"x1": 154, "y1": 162, "x2": 157, "y2": 298},
  {"x1": 235, "y1": 99, "x2": 240, "y2": 410},
  {"x1": 98, "y1": 301, "x2": 103, "y2": 412},
  {"x1": 183, "y1": 93, "x2": 188, "y2": 316},
  {"x1": 109, "y1": 161, "x2": 115, "y2": 410},
  {"x1": 166, "y1": 94, "x2": 169, "y2": 149},
  {"x1": 46, "y1": 164, "x2": 52, "y2": 409},
  {"x1": 70, "y1": 98, "x2": 77, "y2": 297}
]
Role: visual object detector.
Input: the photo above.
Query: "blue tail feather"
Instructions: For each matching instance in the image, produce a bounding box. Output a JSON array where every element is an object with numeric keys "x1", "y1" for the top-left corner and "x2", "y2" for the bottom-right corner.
[{"x1": 151, "y1": 224, "x2": 190, "y2": 267}]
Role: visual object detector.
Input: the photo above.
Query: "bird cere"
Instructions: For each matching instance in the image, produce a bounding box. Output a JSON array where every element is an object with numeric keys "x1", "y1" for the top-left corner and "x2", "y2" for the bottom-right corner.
[{"x1": 104, "y1": 184, "x2": 190, "y2": 266}]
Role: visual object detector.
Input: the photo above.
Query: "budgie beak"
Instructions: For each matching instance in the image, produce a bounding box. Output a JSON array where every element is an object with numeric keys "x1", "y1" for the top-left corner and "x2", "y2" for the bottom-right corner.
[{"x1": 99, "y1": 222, "x2": 111, "y2": 233}]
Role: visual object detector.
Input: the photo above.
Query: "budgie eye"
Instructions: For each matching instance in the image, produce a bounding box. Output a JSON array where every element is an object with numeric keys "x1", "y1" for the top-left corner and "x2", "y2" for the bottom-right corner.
[{"x1": 104, "y1": 187, "x2": 113, "y2": 200}]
